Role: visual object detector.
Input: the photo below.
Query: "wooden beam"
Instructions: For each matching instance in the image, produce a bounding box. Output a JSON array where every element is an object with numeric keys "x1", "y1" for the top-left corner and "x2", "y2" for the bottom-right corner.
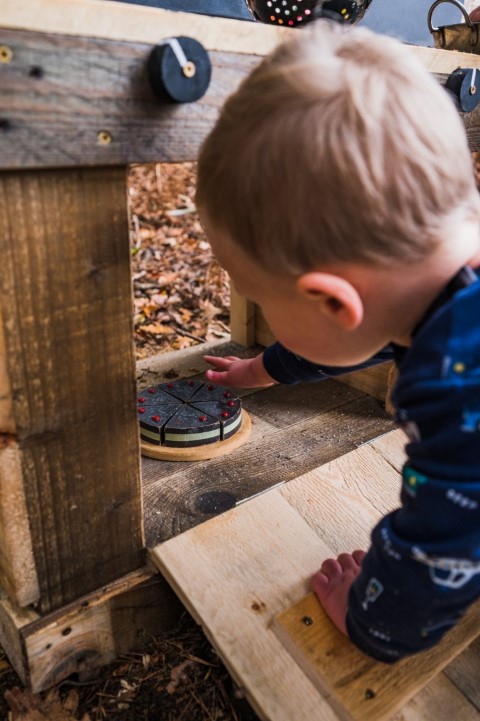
[
  {"x1": 0, "y1": 28, "x2": 260, "y2": 169},
  {"x1": 0, "y1": 567, "x2": 181, "y2": 692},
  {"x1": 229, "y1": 287, "x2": 255, "y2": 346},
  {"x1": 1, "y1": 0, "x2": 288, "y2": 55},
  {"x1": 0, "y1": 167, "x2": 144, "y2": 612},
  {"x1": 274, "y1": 593, "x2": 480, "y2": 721},
  {"x1": 0, "y1": 436, "x2": 39, "y2": 607}
]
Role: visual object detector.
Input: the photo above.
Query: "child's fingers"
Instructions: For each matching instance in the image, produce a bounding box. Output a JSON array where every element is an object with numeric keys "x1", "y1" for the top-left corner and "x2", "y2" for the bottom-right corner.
[
  {"x1": 203, "y1": 355, "x2": 238, "y2": 369},
  {"x1": 205, "y1": 368, "x2": 229, "y2": 384}
]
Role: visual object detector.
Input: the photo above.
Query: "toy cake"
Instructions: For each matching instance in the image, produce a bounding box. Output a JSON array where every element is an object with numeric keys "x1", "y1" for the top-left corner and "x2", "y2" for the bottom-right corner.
[{"x1": 137, "y1": 380, "x2": 243, "y2": 448}]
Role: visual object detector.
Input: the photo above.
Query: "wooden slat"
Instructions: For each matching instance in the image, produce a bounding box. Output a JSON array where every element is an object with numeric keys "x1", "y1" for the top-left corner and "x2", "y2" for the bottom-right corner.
[
  {"x1": 279, "y1": 434, "x2": 404, "y2": 554},
  {"x1": 0, "y1": 167, "x2": 143, "y2": 612},
  {"x1": 143, "y1": 384, "x2": 394, "y2": 546},
  {"x1": 0, "y1": 567, "x2": 181, "y2": 693},
  {"x1": 0, "y1": 309, "x2": 15, "y2": 434},
  {"x1": 152, "y1": 491, "x2": 341, "y2": 721},
  {"x1": 0, "y1": 436, "x2": 39, "y2": 607},
  {"x1": 274, "y1": 593, "x2": 480, "y2": 721},
  {"x1": 392, "y1": 674, "x2": 480, "y2": 721},
  {"x1": 1, "y1": 0, "x2": 289, "y2": 55},
  {"x1": 229, "y1": 287, "x2": 255, "y2": 346},
  {"x1": 444, "y1": 636, "x2": 480, "y2": 712},
  {"x1": 0, "y1": 28, "x2": 260, "y2": 169},
  {"x1": 335, "y1": 362, "x2": 393, "y2": 403}
]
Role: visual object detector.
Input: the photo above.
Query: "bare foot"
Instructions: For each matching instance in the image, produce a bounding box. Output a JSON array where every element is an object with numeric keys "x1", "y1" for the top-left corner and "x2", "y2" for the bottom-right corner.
[{"x1": 311, "y1": 550, "x2": 366, "y2": 635}]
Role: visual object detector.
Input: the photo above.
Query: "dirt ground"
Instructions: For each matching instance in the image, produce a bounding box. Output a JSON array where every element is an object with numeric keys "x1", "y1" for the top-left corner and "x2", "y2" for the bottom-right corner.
[{"x1": 1, "y1": 163, "x2": 259, "y2": 721}]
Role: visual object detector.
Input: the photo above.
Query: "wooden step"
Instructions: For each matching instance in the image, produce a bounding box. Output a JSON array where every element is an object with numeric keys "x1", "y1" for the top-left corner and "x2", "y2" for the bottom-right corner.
[
  {"x1": 151, "y1": 430, "x2": 480, "y2": 720},
  {"x1": 274, "y1": 592, "x2": 480, "y2": 721}
]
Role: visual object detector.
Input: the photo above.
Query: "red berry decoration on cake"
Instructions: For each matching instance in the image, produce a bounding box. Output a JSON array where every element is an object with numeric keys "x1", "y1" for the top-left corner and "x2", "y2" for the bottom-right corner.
[{"x1": 137, "y1": 380, "x2": 242, "y2": 448}]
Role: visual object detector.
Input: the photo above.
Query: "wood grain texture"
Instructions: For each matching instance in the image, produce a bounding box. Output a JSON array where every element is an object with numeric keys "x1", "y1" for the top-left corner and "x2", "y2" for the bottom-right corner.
[
  {"x1": 152, "y1": 491, "x2": 341, "y2": 721},
  {"x1": 1, "y1": 0, "x2": 289, "y2": 55},
  {"x1": 0, "y1": 308, "x2": 15, "y2": 434},
  {"x1": 444, "y1": 636, "x2": 480, "y2": 712},
  {"x1": 21, "y1": 567, "x2": 181, "y2": 693},
  {"x1": 0, "y1": 435, "x2": 39, "y2": 607},
  {"x1": 280, "y1": 432, "x2": 404, "y2": 555},
  {"x1": 142, "y1": 382, "x2": 394, "y2": 546},
  {"x1": 3, "y1": 24, "x2": 480, "y2": 171},
  {"x1": 274, "y1": 593, "x2": 480, "y2": 721},
  {"x1": 335, "y1": 362, "x2": 393, "y2": 403},
  {"x1": 0, "y1": 28, "x2": 260, "y2": 169},
  {"x1": 391, "y1": 673, "x2": 480, "y2": 721},
  {"x1": 0, "y1": 167, "x2": 143, "y2": 612}
]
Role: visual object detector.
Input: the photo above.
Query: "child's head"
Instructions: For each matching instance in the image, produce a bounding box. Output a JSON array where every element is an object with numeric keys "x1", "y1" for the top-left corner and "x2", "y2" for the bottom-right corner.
[{"x1": 197, "y1": 21, "x2": 480, "y2": 275}]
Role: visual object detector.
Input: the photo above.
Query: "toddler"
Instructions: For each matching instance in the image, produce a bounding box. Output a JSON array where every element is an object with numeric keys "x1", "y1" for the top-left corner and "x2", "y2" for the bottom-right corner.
[{"x1": 196, "y1": 21, "x2": 480, "y2": 661}]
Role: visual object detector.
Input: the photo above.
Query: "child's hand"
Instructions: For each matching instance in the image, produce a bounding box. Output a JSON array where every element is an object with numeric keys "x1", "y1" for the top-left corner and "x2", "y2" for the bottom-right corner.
[
  {"x1": 311, "y1": 550, "x2": 366, "y2": 636},
  {"x1": 204, "y1": 353, "x2": 277, "y2": 388}
]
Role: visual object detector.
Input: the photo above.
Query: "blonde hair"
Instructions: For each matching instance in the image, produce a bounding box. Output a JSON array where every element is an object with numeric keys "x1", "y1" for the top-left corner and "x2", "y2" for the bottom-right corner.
[{"x1": 196, "y1": 21, "x2": 480, "y2": 273}]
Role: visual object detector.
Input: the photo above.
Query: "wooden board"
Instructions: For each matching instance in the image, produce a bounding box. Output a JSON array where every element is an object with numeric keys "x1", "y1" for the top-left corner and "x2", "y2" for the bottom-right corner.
[
  {"x1": 0, "y1": 436, "x2": 39, "y2": 607},
  {"x1": 140, "y1": 408, "x2": 251, "y2": 461},
  {"x1": 142, "y1": 381, "x2": 394, "y2": 546},
  {"x1": 274, "y1": 592, "x2": 480, "y2": 721},
  {"x1": 151, "y1": 430, "x2": 480, "y2": 720},
  {"x1": 0, "y1": 168, "x2": 143, "y2": 613}
]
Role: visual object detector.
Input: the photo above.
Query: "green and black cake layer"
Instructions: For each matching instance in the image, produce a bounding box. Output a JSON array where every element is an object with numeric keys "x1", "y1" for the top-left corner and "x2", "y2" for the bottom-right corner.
[{"x1": 137, "y1": 380, "x2": 242, "y2": 448}]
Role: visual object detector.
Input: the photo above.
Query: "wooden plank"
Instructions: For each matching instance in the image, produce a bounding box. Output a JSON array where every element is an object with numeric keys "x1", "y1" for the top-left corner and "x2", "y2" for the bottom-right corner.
[
  {"x1": 254, "y1": 306, "x2": 275, "y2": 348},
  {"x1": 0, "y1": 435, "x2": 39, "y2": 607},
  {"x1": 444, "y1": 636, "x2": 480, "y2": 712},
  {"x1": 335, "y1": 362, "x2": 393, "y2": 403},
  {"x1": 0, "y1": 28, "x2": 260, "y2": 169},
  {"x1": 0, "y1": 567, "x2": 181, "y2": 693},
  {"x1": 391, "y1": 673, "x2": 480, "y2": 721},
  {"x1": 280, "y1": 433, "x2": 402, "y2": 555},
  {"x1": 0, "y1": 167, "x2": 143, "y2": 612},
  {"x1": 151, "y1": 491, "x2": 341, "y2": 721},
  {"x1": 0, "y1": 310, "x2": 15, "y2": 434},
  {"x1": 142, "y1": 389, "x2": 394, "y2": 546},
  {"x1": 1, "y1": 0, "x2": 289, "y2": 55},
  {"x1": 229, "y1": 287, "x2": 255, "y2": 346},
  {"x1": 273, "y1": 593, "x2": 480, "y2": 721}
]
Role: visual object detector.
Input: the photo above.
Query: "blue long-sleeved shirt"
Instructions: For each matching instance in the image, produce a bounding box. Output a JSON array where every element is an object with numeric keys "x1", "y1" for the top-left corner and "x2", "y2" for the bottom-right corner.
[{"x1": 263, "y1": 265, "x2": 480, "y2": 662}]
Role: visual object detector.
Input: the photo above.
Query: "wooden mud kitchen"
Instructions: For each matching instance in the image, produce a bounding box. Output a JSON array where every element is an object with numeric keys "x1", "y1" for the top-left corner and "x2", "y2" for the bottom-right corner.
[{"x1": 1, "y1": 1, "x2": 480, "y2": 719}]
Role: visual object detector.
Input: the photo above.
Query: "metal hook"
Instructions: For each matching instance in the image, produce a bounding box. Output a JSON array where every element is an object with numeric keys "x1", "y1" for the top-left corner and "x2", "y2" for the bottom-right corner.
[{"x1": 427, "y1": 0, "x2": 474, "y2": 34}]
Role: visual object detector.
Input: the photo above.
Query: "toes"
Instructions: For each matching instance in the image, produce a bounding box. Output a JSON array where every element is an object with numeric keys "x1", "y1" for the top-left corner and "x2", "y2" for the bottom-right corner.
[
  {"x1": 320, "y1": 558, "x2": 342, "y2": 579},
  {"x1": 337, "y1": 553, "x2": 358, "y2": 572},
  {"x1": 352, "y1": 549, "x2": 367, "y2": 567},
  {"x1": 311, "y1": 571, "x2": 329, "y2": 595}
]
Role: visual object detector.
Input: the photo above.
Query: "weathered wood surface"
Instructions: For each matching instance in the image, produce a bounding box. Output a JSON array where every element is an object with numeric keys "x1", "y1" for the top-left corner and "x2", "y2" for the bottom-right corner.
[
  {"x1": 0, "y1": 436, "x2": 39, "y2": 607},
  {"x1": 142, "y1": 377, "x2": 394, "y2": 546},
  {"x1": 2, "y1": 18, "x2": 480, "y2": 169},
  {"x1": 153, "y1": 492, "x2": 341, "y2": 721},
  {"x1": 0, "y1": 168, "x2": 143, "y2": 612},
  {"x1": 152, "y1": 431, "x2": 480, "y2": 721},
  {"x1": 274, "y1": 593, "x2": 480, "y2": 721},
  {"x1": 0, "y1": 566, "x2": 181, "y2": 692},
  {"x1": 0, "y1": 28, "x2": 260, "y2": 169},
  {"x1": 1, "y1": 0, "x2": 287, "y2": 55}
]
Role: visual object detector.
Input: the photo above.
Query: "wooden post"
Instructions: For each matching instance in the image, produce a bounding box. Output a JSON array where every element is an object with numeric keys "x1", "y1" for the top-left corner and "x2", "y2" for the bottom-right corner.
[{"x1": 0, "y1": 167, "x2": 144, "y2": 613}]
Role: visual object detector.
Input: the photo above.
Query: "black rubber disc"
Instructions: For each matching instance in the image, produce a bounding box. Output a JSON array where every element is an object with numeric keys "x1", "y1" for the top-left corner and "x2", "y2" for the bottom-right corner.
[{"x1": 148, "y1": 36, "x2": 212, "y2": 103}]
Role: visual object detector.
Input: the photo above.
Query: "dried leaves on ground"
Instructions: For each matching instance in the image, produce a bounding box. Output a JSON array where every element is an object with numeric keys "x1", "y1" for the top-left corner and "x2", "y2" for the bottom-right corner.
[{"x1": 129, "y1": 162, "x2": 230, "y2": 360}]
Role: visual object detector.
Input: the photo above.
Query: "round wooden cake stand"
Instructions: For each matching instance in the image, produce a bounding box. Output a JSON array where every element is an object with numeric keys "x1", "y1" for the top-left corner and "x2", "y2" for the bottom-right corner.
[{"x1": 140, "y1": 409, "x2": 252, "y2": 461}]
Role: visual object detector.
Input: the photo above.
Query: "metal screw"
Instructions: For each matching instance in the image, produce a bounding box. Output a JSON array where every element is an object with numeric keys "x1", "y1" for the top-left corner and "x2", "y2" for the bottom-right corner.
[
  {"x1": 302, "y1": 615, "x2": 314, "y2": 626},
  {"x1": 0, "y1": 46, "x2": 13, "y2": 64},
  {"x1": 97, "y1": 130, "x2": 113, "y2": 145},
  {"x1": 182, "y1": 61, "x2": 196, "y2": 78}
]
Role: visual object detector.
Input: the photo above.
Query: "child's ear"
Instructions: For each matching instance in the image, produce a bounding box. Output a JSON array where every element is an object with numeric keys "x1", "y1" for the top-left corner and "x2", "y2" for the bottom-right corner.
[{"x1": 296, "y1": 272, "x2": 363, "y2": 330}]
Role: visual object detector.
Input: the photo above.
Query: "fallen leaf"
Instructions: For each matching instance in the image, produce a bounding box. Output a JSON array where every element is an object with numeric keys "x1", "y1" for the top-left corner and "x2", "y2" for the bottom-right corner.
[{"x1": 5, "y1": 687, "x2": 90, "y2": 721}]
